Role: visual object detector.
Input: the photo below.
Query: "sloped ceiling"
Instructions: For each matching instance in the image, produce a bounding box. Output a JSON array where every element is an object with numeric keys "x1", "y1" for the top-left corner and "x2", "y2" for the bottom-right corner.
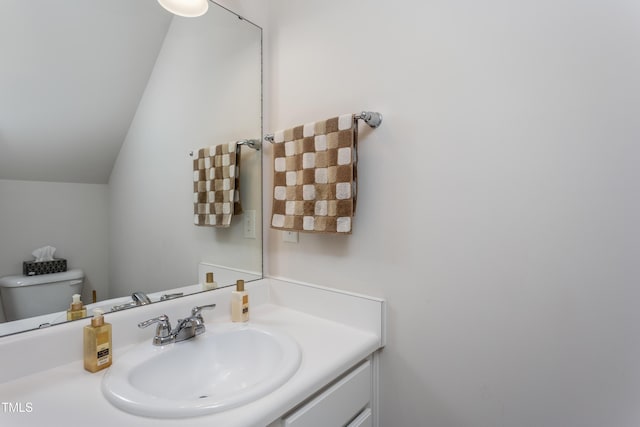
[{"x1": 0, "y1": 0, "x2": 172, "y2": 184}]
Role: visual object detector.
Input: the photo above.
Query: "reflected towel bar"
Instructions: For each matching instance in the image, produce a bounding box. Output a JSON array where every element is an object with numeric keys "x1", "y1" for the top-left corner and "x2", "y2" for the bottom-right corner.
[
  {"x1": 237, "y1": 139, "x2": 262, "y2": 150},
  {"x1": 189, "y1": 139, "x2": 261, "y2": 156},
  {"x1": 263, "y1": 111, "x2": 383, "y2": 143}
]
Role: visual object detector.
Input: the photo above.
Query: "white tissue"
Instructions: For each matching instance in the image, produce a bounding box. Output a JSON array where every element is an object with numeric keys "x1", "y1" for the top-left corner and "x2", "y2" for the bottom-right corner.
[{"x1": 32, "y1": 245, "x2": 56, "y2": 262}]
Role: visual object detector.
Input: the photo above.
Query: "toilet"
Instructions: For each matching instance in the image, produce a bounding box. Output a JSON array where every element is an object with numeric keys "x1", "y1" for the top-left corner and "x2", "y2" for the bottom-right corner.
[{"x1": 0, "y1": 269, "x2": 84, "y2": 321}]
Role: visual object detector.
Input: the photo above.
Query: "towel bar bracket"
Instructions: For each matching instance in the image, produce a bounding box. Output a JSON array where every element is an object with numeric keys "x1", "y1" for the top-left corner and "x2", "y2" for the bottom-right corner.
[{"x1": 355, "y1": 111, "x2": 383, "y2": 128}]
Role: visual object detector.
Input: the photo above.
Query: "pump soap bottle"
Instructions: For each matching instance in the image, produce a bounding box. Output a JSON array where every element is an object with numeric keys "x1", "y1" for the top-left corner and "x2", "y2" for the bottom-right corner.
[
  {"x1": 66, "y1": 293, "x2": 87, "y2": 321},
  {"x1": 203, "y1": 272, "x2": 218, "y2": 291},
  {"x1": 83, "y1": 309, "x2": 112, "y2": 373},
  {"x1": 231, "y1": 279, "x2": 249, "y2": 322}
]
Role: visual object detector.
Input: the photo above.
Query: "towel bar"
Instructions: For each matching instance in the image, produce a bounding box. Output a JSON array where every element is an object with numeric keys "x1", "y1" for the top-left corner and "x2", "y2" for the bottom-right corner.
[
  {"x1": 264, "y1": 111, "x2": 383, "y2": 143},
  {"x1": 188, "y1": 139, "x2": 261, "y2": 156}
]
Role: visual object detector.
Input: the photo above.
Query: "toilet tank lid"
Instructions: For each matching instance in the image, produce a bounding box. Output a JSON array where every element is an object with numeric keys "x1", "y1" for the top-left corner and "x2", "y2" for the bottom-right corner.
[{"x1": 0, "y1": 269, "x2": 84, "y2": 288}]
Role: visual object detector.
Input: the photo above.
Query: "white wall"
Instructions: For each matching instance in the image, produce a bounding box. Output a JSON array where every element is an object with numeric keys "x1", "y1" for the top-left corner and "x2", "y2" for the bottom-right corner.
[
  {"x1": 108, "y1": 9, "x2": 262, "y2": 298},
  {"x1": 0, "y1": 180, "x2": 109, "y2": 321},
  {"x1": 0, "y1": 0, "x2": 171, "y2": 184},
  {"x1": 261, "y1": 1, "x2": 640, "y2": 426}
]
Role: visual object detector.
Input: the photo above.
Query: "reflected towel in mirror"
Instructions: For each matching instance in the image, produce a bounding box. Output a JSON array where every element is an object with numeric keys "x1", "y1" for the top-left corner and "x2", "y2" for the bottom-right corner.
[{"x1": 193, "y1": 142, "x2": 243, "y2": 227}]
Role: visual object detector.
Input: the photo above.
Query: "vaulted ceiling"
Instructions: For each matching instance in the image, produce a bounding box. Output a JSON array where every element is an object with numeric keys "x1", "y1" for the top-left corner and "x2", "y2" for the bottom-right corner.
[{"x1": 0, "y1": 0, "x2": 172, "y2": 184}]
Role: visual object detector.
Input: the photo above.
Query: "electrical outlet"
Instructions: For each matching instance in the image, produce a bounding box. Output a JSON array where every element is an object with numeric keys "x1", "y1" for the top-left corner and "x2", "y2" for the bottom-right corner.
[
  {"x1": 283, "y1": 231, "x2": 298, "y2": 243},
  {"x1": 243, "y1": 210, "x2": 256, "y2": 239}
]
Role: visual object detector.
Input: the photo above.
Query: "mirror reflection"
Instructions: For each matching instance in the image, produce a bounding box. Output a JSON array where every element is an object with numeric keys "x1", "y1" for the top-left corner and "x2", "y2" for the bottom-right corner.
[{"x1": 0, "y1": 0, "x2": 263, "y2": 336}]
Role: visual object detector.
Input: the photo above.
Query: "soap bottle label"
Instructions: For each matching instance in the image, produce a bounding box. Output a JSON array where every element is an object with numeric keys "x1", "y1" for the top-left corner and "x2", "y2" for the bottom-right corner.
[
  {"x1": 97, "y1": 346, "x2": 110, "y2": 366},
  {"x1": 96, "y1": 331, "x2": 110, "y2": 366}
]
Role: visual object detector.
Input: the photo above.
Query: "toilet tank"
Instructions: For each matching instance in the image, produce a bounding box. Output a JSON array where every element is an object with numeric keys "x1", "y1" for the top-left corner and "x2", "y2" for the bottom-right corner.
[{"x1": 0, "y1": 269, "x2": 84, "y2": 322}]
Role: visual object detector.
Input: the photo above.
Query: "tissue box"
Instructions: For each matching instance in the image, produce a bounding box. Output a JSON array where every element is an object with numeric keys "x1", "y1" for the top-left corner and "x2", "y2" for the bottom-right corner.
[{"x1": 23, "y1": 259, "x2": 67, "y2": 276}]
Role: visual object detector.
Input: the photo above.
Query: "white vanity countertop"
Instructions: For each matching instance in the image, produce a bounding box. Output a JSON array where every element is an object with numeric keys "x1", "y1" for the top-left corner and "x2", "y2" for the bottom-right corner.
[{"x1": 0, "y1": 278, "x2": 386, "y2": 427}]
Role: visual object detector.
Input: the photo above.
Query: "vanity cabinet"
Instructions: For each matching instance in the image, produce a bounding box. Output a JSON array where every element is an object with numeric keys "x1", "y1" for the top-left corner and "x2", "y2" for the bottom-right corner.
[{"x1": 270, "y1": 358, "x2": 374, "y2": 427}]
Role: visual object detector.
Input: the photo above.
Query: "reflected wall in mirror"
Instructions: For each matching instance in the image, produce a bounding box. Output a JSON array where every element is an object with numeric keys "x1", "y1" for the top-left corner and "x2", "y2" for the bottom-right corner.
[{"x1": 0, "y1": 0, "x2": 263, "y2": 335}]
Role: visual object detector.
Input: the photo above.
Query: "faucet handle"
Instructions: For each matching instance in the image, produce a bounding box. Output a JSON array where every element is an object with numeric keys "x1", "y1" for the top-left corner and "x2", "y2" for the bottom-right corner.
[
  {"x1": 192, "y1": 303, "x2": 216, "y2": 317},
  {"x1": 138, "y1": 314, "x2": 172, "y2": 338}
]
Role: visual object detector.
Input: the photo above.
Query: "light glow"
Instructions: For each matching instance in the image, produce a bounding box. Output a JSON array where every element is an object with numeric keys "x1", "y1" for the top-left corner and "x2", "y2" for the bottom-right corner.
[{"x1": 157, "y1": 0, "x2": 208, "y2": 18}]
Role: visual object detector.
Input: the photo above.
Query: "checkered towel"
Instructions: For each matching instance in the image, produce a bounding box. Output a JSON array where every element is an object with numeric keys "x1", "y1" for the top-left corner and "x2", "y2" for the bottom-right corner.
[
  {"x1": 193, "y1": 142, "x2": 243, "y2": 227},
  {"x1": 271, "y1": 114, "x2": 358, "y2": 234}
]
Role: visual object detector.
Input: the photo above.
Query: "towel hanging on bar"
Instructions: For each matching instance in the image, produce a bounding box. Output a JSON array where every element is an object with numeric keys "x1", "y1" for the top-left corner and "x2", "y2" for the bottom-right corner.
[
  {"x1": 270, "y1": 113, "x2": 358, "y2": 234},
  {"x1": 193, "y1": 142, "x2": 243, "y2": 227}
]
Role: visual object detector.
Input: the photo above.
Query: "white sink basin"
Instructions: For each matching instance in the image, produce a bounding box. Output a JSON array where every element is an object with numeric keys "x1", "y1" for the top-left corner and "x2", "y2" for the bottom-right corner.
[{"x1": 102, "y1": 322, "x2": 301, "y2": 418}]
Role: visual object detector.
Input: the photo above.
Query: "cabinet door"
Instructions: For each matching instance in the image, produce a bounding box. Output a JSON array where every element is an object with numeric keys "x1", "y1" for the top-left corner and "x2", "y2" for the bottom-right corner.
[{"x1": 283, "y1": 360, "x2": 371, "y2": 427}]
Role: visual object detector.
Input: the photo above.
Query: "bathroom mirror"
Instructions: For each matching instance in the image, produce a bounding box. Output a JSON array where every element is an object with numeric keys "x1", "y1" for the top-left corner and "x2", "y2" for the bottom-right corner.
[{"x1": 0, "y1": 0, "x2": 262, "y2": 335}]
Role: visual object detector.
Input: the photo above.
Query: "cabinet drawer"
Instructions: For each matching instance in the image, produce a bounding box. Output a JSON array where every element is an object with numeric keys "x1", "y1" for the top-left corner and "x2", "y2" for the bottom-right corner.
[
  {"x1": 347, "y1": 407, "x2": 372, "y2": 427},
  {"x1": 283, "y1": 360, "x2": 371, "y2": 427}
]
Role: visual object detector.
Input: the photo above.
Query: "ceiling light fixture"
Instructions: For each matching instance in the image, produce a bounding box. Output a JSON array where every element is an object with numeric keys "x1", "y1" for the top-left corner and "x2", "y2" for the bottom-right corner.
[{"x1": 157, "y1": 0, "x2": 209, "y2": 18}]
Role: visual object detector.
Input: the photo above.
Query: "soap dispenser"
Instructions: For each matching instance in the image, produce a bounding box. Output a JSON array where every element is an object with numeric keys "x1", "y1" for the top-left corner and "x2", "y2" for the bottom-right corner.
[
  {"x1": 66, "y1": 293, "x2": 87, "y2": 321},
  {"x1": 203, "y1": 272, "x2": 218, "y2": 291},
  {"x1": 231, "y1": 279, "x2": 249, "y2": 322},
  {"x1": 83, "y1": 309, "x2": 112, "y2": 373}
]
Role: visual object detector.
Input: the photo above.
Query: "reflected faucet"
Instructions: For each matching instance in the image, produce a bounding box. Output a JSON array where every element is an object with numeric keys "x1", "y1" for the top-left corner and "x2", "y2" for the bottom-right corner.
[
  {"x1": 160, "y1": 292, "x2": 184, "y2": 301},
  {"x1": 132, "y1": 292, "x2": 151, "y2": 305},
  {"x1": 111, "y1": 292, "x2": 152, "y2": 312},
  {"x1": 138, "y1": 304, "x2": 216, "y2": 346}
]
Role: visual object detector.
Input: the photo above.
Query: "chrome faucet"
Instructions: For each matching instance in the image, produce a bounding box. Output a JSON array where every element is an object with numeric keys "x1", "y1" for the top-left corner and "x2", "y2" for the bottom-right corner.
[{"x1": 138, "y1": 303, "x2": 216, "y2": 346}]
